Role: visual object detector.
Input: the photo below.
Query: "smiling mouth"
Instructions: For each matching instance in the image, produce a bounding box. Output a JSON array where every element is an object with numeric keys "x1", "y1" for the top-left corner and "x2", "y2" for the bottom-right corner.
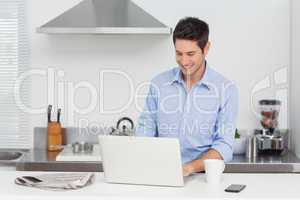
[{"x1": 182, "y1": 66, "x2": 193, "y2": 70}]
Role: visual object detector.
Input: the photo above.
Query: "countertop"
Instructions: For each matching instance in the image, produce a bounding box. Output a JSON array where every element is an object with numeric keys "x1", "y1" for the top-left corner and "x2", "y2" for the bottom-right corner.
[
  {"x1": 16, "y1": 149, "x2": 102, "y2": 172},
  {"x1": 28, "y1": 128, "x2": 300, "y2": 172},
  {"x1": 1, "y1": 171, "x2": 300, "y2": 200},
  {"x1": 15, "y1": 149, "x2": 300, "y2": 173},
  {"x1": 226, "y1": 150, "x2": 300, "y2": 172}
]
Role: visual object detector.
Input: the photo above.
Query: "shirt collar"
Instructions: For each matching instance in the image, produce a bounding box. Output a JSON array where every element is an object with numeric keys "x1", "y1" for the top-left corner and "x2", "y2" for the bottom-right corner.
[
  {"x1": 169, "y1": 61, "x2": 212, "y2": 90},
  {"x1": 171, "y1": 68, "x2": 183, "y2": 84}
]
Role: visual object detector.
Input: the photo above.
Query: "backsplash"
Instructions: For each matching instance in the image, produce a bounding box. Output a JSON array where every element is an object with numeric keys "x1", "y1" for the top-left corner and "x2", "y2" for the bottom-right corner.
[{"x1": 33, "y1": 127, "x2": 110, "y2": 149}]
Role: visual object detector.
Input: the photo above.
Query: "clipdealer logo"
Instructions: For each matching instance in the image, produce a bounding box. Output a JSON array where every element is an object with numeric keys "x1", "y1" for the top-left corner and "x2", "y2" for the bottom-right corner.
[{"x1": 13, "y1": 68, "x2": 150, "y2": 127}]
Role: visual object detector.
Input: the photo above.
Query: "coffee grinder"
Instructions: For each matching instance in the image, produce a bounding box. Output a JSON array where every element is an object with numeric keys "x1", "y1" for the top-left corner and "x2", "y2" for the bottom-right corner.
[{"x1": 254, "y1": 99, "x2": 289, "y2": 154}]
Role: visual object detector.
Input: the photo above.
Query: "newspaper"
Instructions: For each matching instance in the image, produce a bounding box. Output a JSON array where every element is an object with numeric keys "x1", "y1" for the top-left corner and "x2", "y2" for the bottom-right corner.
[{"x1": 15, "y1": 173, "x2": 95, "y2": 191}]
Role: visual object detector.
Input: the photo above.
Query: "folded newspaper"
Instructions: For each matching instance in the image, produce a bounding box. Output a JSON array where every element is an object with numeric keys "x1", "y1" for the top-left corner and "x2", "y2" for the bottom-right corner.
[{"x1": 15, "y1": 173, "x2": 95, "y2": 191}]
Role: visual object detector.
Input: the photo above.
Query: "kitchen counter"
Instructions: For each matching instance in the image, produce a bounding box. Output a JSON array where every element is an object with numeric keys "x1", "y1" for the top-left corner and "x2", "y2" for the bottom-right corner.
[
  {"x1": 16, "y1": 149, "x2": 102, "y2": 172},
  {"x1": 26, "y1": 127, "x2": 300, "y2": 172},
  {"x1": 15, "y1": 149, "x2": 300, "y2": 173},
  {"x1": 226, "y1": 150, "x2": 300, "y2": 173},
  {"x1": 1, "y1": 171, "x2": 300, "y2": 200}
]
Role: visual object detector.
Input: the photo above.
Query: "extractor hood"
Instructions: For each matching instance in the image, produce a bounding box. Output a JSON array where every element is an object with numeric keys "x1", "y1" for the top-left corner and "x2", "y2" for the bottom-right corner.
[{"x1": 37, "y1": 0, "x2": 171, "y2": 34}]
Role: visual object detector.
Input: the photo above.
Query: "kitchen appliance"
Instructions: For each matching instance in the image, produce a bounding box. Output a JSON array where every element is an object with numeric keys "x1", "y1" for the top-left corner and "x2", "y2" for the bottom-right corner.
[
  {"x1": 37, "y1": 0, "x2": 171, "y2": 34},
  {"x1": 109, "y1": 117, "x2": 135, "y2": 136},
  {"x1": 254, "y1": 99, "x2": 289, "y2": 154}
]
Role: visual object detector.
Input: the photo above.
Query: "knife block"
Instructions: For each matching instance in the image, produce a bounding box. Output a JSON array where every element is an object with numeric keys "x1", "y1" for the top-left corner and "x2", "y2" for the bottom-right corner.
[{"x1": 47, "y1": 122, "x2": 62, "y2": 151}]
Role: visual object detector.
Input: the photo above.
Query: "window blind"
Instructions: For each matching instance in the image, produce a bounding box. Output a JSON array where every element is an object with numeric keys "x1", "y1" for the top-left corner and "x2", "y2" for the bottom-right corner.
[{"x1": 0, "y1": 0, "x2": 30, "y2": 148}]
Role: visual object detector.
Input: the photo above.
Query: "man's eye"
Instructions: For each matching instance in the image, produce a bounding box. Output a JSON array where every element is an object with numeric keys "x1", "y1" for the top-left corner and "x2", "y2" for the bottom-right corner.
[{"x1": 187, "y1": 53, "x2": 194, "y2": 56}]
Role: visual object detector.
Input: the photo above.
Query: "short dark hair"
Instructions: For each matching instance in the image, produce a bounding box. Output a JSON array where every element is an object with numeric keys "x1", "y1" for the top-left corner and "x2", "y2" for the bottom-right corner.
[{"x1": 173, "y1": 17, "x2": 209, "y2": 51}]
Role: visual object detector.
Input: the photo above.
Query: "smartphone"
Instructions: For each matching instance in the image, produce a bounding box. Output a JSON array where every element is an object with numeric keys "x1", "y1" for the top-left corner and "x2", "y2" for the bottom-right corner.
[{"x1": 224, "y1": 184, "x2": 246, "y2": 193}]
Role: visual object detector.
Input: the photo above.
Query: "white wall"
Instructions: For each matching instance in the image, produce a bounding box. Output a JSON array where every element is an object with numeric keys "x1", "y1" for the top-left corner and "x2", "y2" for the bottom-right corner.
[
  {"x1": 26, "y1": 0, "x2": 290, "y2": 146},
  {"x1": 291, "y1": 0, "x2": 300, "y2": 156}
]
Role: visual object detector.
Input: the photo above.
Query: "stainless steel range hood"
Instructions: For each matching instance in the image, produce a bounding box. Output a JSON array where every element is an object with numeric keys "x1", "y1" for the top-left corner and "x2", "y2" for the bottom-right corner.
[{"x1": 37, "y1": 0, "x2": 171, "y2": 34}]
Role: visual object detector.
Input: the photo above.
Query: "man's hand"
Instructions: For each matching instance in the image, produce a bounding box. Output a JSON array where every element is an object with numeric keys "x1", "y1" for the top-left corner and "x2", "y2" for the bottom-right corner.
[
  {"x1": 182, "y1": 164, "x2": 194, "y2": 177},
  {"x1": 182, "y1": 149, "x2": 223, "y2": 176}
]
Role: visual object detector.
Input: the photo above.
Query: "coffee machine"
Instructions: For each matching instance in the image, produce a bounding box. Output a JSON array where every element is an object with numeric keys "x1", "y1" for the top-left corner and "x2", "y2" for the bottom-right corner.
[{"x1": 254, "y1": 99, "x2": 289, "y2": 154}]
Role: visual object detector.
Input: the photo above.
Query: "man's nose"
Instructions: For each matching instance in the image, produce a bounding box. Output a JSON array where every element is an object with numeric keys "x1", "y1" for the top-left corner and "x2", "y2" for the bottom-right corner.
[{"x1": 181, "y1": 56, "x2": 190, "y2": 66}]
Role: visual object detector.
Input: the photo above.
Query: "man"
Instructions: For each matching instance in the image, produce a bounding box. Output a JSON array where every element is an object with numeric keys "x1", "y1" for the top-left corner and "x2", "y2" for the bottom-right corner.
[{"x1": 136, "y1": 17, "x2": 238, "y2": 176}]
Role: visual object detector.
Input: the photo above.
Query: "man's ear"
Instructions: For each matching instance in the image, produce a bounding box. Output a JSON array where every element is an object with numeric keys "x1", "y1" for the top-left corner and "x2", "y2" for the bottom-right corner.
[{"x1": 203, "y1": 41, "x2": 211, "y2": 56}]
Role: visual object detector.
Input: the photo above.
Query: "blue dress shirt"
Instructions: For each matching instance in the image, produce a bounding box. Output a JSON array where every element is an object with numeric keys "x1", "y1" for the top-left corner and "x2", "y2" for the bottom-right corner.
[{"x1": 136, "y1": 64, "x2": 239, "y2": 164}]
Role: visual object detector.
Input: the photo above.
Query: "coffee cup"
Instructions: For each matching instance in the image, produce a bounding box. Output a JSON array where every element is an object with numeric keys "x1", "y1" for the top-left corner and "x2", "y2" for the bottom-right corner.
[{"x1": 204, "y1": 159, "x2": 225, "y2": 184}]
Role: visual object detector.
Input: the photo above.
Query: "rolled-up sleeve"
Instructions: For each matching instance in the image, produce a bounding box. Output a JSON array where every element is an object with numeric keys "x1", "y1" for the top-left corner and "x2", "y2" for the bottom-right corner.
[
  {"x1": 211, "y1": 83, "x2": 239, "y2": 162},
  {"x1": 135, "y1": 82, "x2": 159, "y2": 137}
]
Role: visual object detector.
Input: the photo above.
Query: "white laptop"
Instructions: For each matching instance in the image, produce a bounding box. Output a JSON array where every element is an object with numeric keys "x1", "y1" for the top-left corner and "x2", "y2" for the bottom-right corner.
[{"x1": 98, "y1": 135, "x2": 184, "y2": 187}]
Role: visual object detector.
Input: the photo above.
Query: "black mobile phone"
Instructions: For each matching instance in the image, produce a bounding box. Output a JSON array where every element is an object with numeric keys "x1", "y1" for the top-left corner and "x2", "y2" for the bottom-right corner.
[{"x1": 224, "y1": 184, "x2": 246, "y2": 193}]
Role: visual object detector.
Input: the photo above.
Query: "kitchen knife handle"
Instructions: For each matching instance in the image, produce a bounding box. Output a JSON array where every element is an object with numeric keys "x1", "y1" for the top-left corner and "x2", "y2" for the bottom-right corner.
[
  {"x1": 47, "y1": 105, "x2": 52, "y2": 123},
  {"x1": 57, "y1": 108, "x2": 61, "y2": 123}
]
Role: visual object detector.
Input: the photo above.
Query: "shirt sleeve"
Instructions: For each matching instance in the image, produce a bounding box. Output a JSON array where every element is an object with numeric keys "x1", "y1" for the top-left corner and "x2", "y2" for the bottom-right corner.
[
  {"x1": 210, "y1": 83, "x2": 239, "y2": 162},
  {"x1": 135, "y1": 82, "x2": 158, "y2": 137}
]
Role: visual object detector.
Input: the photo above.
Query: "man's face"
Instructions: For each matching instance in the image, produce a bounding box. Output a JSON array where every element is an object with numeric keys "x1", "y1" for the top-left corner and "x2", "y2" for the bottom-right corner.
[{"x1": 175, "y1": 39, "x2": 209, "y2": 77}]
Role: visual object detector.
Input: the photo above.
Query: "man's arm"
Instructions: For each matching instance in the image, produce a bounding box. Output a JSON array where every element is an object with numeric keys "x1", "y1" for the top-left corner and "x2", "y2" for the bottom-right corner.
[
  {"x1": 182, "y1": 149, "x2": 222, "y2": 176},
  {"x1": 183, "y1": 83, "x2": 238, "y2": 176}
]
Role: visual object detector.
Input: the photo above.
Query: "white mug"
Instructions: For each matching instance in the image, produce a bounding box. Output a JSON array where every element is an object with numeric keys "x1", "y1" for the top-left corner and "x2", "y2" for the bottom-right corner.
[{"x1": 204, "y1": 159, "x2": 225, "y2": 184}]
